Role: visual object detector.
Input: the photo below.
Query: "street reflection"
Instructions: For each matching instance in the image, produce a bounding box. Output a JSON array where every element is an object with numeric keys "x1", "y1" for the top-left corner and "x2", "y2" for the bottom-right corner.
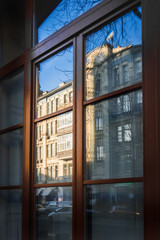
[
  {"x1": 35, "y1": 187, "x2": 72, "y2": 240},
  {"x1": 84, "y1": 183, "x2": 143, "y2": 240}
]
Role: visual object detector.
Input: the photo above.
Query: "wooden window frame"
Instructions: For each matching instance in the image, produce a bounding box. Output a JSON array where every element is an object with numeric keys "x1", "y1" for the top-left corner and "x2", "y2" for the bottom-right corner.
[{"x1": 0, "y1": 0, "x2": 160, "y2": 239}]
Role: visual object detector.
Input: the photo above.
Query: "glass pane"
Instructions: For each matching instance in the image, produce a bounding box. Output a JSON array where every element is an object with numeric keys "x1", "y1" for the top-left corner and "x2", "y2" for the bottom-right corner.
[
  {"x1": 34, "y1": 0, "x2": 103, "y2": 44},
  {"x1": 0, "y1": 128, "x2": 23, "y2": 186},
  {"x1": 35, "y1": 111, "x2": 73, "y2": 184},
  {"x1": 84, "y1": 183, "x2": 143, "y2": 240},
  {"x1": 0, "y1": 69, "x2": 24, "y2": 130},
  {"x1": 35, "y1": 186, "x2": 72, "y2": 240},
  {"x1": 85, "y1": 7, "x2": 142, "y2": 100},
  {"x1": 36, "y1": 46, "x2": 73, "y2": 118},
  {"x1": 84, "y1": 90, "x2": 143, "y2": 180},
  {"x1": 0, "y1": 0, "x2": 25, "y2": 67},
  {"x1": 0, "y1": 190, "x2": 22, "y2": 240}
]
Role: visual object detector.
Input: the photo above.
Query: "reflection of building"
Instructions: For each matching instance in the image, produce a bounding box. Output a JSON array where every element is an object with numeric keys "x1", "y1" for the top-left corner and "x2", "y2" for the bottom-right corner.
[
  {"x1": 36, "y1": 81, "x2": 73, "y2": 183},
  {"x1": 85, "y1": 43, "x2": 142, "y2": 180}
]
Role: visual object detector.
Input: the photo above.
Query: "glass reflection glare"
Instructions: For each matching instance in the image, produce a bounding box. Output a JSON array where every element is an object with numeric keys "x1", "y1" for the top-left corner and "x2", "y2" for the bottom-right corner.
[
  {"x1": 35, "y1": 186, "x2": 72, "y2": 240},
  {"x1": 85, "y1": 91, "x2": 143, "y2": 180},
  {"x1": 36, "y1": 46, "x2": 73, "y2": 118},
  {"x1": 0, "y1": 69, "x2": 24, "y2": 130},
  {"x1": 84, "y1": 183, "x2": 143, "y2": 240},
  {"x1": 35, "y1": 111, "x2": 73, "y2": 184},
  {"x1": 85, "y1": 7, "x2": 142, "y2": 100},
  {"x1": 0, "y1": 129, "x2": 23, "y2": 186},
  {"x1": 0, "y1": 190, "x2": 22, "y2": 240}
]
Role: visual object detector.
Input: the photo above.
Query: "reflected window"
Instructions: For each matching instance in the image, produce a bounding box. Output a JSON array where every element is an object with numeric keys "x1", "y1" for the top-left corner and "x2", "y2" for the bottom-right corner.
[
  {"x1": 40, "y1": 146, "x2": 43, "y2": 159},
  {"x1": 95, "y1": 111, "x2": 103, "y2": 131},
  {"x1": 123, "y1": 95, "x2": 130, "y2": 112},
  {"x1": 40, "y1": 105, "x2": 43, "y2": 117},
  {"x1": 51, "y1": 100, "x2": 54, "y2": 112},
  {"x1": 55, "y1": 165, "x2": 58, "y2": 179},
  {"x1": 96, "y1": 139, "x2": 103, "y2": 161},
  {"x1": 47, "y1": 145, "x2": 50, "y2": 158},
  {"x1": 117, "y1": 126, "x2": 122, "y2": 142},
  {"x1": 69, "y1": 91, "x2": 73, "y2": 102},
  {"x1": 64, "y1": 94, "x2": 67, "y2": 103},
  {"x1": 123, "y1": 64, "x2": 129, "y2": 83},
  {"x1": 51, "y1": 121, "x2": 54, "y2": 134},
  {"x1": 47, "y1": 123, "x2": 50, "y2": 136},
  {"x1": 56, "y1": 98, "x2": 59, "y2": 111},
  {"x1": 117, "y1": 124, "x2": 132, "y2": 142},
  {"x1": 51, "y1": 143, "x2": 55, "y2": 157},
  {"x1": 137, "y1": 91, "x2": 142, "y2": 104},
  {"x1": 69, "y1": 163, "x2": 72, "y2": 176},
  {"x1": 63, "y1": 164, "x2": 67, "y2": 176},
  {"x1": 47, "y1": 102, "x2": 50, "y2": 114},
  {"x1": 39, "y1": 126, "x2": 43, "y2": 139},
  {"x1": 114, "y1": 67, "x2": 120, "y2": 86}
]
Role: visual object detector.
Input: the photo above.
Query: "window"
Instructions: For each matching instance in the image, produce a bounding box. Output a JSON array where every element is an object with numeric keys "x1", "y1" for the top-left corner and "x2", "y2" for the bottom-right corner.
[
  {"x1": 123, "y1": 95, "x2": 131, "y2": 112},
  {"x1": 47, "y1": 102, "x2": 50, "y2": 114},
  {"x1": 69, "y1": 91, "x2": 73, "y2": 102},
  {"x1": 137, "y1": 91, "x2": 142, "y2": 104},
  {"x1": 39, "y1": 146, "x2": 43, "y2": 159},
  {"x1": 64, "y1": 94, "x2": 67, "y2": 104},
  {"x1": 47, "y1": 123, "x2": 50, "y2": 136},
  {"x1": 123, "y1": 64, "x2": 129, "y2": 83},
  {"x1": 96, "y1": 139, "x2": 103, "y2": 161},
  {"x1": 58, "y1": 133, "x2": 72, "y2": 152},
  {"x1": 63, "y1": 164, "x2": 67, "y2": 176},
  {"x1": 47, "y1": 144, "x2": 50, "y2": 158},
  {"x1": 95, "y1": 110, "x2": 103, "y2": 130},
  {"x1": 55, "y1": 142, "x2": 57, "y2": 156},
  {"x1": 51, "y1": 143, "x2": 55, "y2": 157},
  {"x1": 114, "y1": 67, "x2": 120, "y2": 86},
  {"x1": 55, "y1": 165, "x2": 58, "y2": 179},
  {"x1": 117, "y1": 124, "x2": 132, "y2": 142},
  {"x1": 56, "y1": 98, "x2": 59, "y2": 111},
  {"x1": 39, "y1": 126, "x2": 43, "y2": 139},
  {"x1": 3, "y1": 1, "x2": 156, "y2": 240},
  {"x1": 40, "y1": 105, "x2": 43, "y2": 117},
  {"x1": 51, "y1": 100, "x2": 54, "y2": 112},
  {"x1": 51, "y1": 121, "x2": 54, "y2": 135}
]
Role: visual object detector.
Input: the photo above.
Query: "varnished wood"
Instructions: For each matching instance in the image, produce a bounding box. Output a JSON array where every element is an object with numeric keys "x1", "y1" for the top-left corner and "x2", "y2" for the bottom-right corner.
[
  {"x1": 0, "y1": 123, "x2": 23, "y2": 135},
  {"x1": 83, "y1": 177, "x2": 143, "y2": 185},
  {"x1": 83, "y1": 82, "x2": 142, "y2": 106}
]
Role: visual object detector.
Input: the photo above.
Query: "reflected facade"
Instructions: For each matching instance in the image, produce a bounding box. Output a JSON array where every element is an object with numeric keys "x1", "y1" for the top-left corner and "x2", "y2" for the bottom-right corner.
[
  {"x1": 84, "y1": 9, "x2": 142, "y2": 180},
  {"x1": 85, "y1": 91, "x2": 143, "y2": 180},
  {"x1": 35, "y1": 111, "x2": 73, "y2": 184},
  {"x1": 36, "y1": 46, "x2": 73, "y2": 118},
  {"x1": 35, "y1": 46, "x2": 73, "y2": 184},
  {"x1": 85, "y1": 8, "x2": 142, "y2": 100},
  {"x1": 35, "y1": 187, "x2": 72, "y2": 240}
]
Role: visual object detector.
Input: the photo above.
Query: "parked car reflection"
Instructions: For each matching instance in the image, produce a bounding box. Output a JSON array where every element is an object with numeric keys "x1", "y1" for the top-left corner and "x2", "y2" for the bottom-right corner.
[
  {"x1": 109, "y1": 205, "x2": 141, "y2": 219},
  {"x1": 48, "y1": 206, "x2": 72, "y2": 223}
]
